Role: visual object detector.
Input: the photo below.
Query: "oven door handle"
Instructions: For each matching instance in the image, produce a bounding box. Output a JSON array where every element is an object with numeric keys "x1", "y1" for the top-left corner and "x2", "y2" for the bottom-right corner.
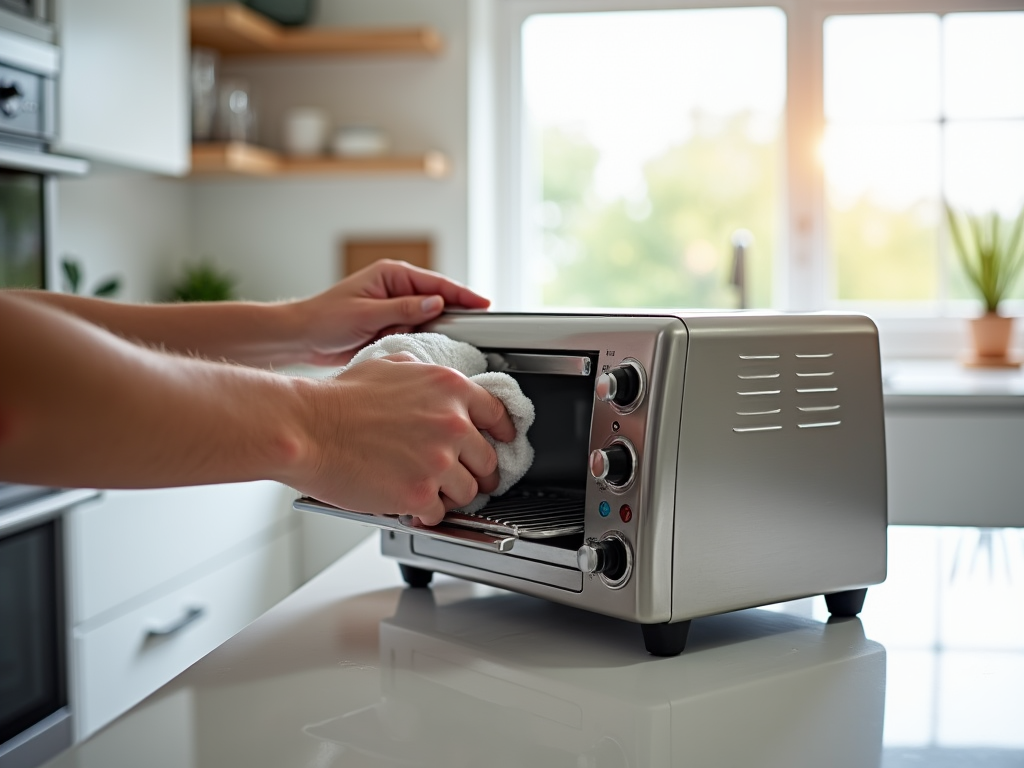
[{"x1": 293, "y1": 498, "x2": 517, "y2": 553}]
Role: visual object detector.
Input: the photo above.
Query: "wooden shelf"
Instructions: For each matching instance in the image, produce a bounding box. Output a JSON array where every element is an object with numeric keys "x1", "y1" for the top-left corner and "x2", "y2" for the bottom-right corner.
[
  {"x1": 190, "y1": 143, "x2": 449, "y2": 178},
  {"x1": 190, "y1": 4, "x2": 443, "y2": 56}
]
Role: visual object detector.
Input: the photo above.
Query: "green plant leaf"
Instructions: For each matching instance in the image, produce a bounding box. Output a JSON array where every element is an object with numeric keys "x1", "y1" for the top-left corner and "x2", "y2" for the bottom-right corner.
[
  {"x1": 61, "y1": 257, "x2": 82, "y2": 294},
  {"x1": 945, "y1": 202, "x2": 1024, "y2": 314},
  {"x1": 171, "y1": 261, "x2": 237, "y2": 302},
  {"x1": 92, "y1": 278, "x2": 122, "y2": 298}
]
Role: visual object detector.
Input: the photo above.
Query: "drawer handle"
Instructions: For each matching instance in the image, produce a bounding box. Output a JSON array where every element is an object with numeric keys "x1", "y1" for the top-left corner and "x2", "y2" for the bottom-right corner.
[{"x1": 146, "y1": 606, "x2": 205, "y2": 639}]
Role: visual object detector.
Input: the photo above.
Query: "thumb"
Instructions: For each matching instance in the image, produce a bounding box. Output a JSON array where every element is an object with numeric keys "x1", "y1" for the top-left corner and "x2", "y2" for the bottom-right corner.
[{"x1": 370, "y1": 294, "x2": 444, "y2": 329}]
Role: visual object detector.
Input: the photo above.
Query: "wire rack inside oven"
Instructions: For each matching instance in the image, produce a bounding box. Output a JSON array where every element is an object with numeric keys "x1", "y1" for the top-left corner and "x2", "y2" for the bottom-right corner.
[{"x1": 446, "y1": 489, "x2": 585, "y2": 539}]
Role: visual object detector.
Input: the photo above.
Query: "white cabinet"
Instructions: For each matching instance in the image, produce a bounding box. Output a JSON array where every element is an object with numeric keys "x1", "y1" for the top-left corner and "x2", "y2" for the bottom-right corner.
[
  {"x1": 883, "y1": 361, "x2": 1024, "y2": 528},
  {"x1": 55, "y1": 0, "x2": 189, "y2": 175},
  {"x1": 73, "y1": 529, "x2": 293, "y2": 738},
  {"x1": 886, "y1": 406, "x2": 1024, "y2": 527},
  {"x1": 68, "y1": 482, "x2": 298, "y2": 740}
]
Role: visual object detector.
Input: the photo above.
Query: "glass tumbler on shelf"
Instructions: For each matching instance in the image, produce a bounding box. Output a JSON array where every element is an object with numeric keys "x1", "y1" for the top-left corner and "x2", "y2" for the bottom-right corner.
[
  {"x1": 190, "y1": 47, "x2": 218, "y2": 142},
  {"x1": 215, "y1": 78, "x2": 258, "y2": 145}
]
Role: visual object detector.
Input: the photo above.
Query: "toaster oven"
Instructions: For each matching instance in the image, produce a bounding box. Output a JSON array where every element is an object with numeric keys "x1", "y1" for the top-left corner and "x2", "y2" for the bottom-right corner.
[{"x1": 296, "y1": 311, "x2": 888, "y2": 655}]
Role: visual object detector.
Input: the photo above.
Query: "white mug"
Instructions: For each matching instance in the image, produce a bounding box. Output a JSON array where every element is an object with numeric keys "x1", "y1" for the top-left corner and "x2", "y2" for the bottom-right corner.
[{"x1": 282, "y1": 108, "x2": 329, "y2": 157}]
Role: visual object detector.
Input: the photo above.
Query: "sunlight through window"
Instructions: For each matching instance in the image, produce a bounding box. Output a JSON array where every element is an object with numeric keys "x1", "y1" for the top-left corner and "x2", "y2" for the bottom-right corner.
[{"x1": 522, "y1": 8, "x2": 786, "y2": 309}]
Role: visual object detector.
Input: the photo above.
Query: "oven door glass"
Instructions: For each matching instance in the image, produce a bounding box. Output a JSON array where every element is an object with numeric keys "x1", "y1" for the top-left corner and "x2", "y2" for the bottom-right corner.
[
  {"x1": 0, "y1": 520, "x2": 65, "y2": 746},
  {"x1": 0, "y1": 168, "x2": 45, "y2": 290}
]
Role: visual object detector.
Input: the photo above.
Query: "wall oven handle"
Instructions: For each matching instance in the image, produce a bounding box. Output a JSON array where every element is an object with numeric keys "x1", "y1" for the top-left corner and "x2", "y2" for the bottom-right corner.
[
  {"x1": 146, "y1": 606, "x2": 205, "y2": 639},
  {"x1": 294, "y1": 498, "x2": 517, "y2": 553},
  {"x1": 0, "y1": 145, "x2": 89, "y2": 175}
]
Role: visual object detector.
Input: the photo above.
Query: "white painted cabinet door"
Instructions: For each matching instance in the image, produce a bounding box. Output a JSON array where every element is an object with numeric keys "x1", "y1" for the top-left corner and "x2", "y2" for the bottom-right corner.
[{"x1": 55, "y1": 0, "x2": 189, "y2": 175}]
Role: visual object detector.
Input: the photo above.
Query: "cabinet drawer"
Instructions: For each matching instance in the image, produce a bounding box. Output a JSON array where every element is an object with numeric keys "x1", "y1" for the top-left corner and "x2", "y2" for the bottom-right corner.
[
  {"x1": 70, "y1": 481, "x2": 294, "y2": 623},
  {"x1": 886, "y1": 410, "x2": 1024, "y2": 526},
  {"x1": 73, "y1": 529, "x2": 294, "y2": 740}
]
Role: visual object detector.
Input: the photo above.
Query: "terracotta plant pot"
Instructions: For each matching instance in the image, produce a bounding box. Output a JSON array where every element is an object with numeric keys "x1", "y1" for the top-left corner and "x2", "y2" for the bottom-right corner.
[{"x1": 967, "y1": 313, "x2": 1015, "y2": 365}]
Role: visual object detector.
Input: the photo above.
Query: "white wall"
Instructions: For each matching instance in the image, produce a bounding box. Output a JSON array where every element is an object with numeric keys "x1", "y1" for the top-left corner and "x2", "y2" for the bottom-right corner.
[
  {"x1": 189, "y1": 0, "x2": 476, "y2": 303},
  {"x1": 55, "y1": 171, "x2": 192, "y2": 302}
]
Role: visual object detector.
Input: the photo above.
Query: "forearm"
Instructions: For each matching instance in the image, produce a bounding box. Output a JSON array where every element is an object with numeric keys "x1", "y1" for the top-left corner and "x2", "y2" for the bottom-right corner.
[
  {"x1": 0, "y1": 293, "x2": 315, "y2": 489},
  {"x1": 9, "y1": 290, "x2": 312, "y2": 368}
]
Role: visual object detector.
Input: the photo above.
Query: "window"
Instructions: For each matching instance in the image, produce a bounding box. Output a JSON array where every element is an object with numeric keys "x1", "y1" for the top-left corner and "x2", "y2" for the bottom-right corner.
[
  {"x1": 491, "y1": 1, "x2": 1024, "y2": 353},
  {"x1": 521, "y1": 7, "x2": 786, "y2": 309},
  {"x1": 823, "y1": 12, "x2": 1024, "y2": 306}
]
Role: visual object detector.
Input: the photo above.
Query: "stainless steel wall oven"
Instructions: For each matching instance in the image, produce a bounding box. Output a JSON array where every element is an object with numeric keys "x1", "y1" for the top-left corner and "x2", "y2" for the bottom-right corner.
[
  {"x1": 0, "y1": 12, "x2": 91, "y2": 768},
  {"x1": 0, "y1": 489, "x2": 94, "y2": 768},
  {"x1": 0, "y1": 21, "x2": 87, "y2": 292}
]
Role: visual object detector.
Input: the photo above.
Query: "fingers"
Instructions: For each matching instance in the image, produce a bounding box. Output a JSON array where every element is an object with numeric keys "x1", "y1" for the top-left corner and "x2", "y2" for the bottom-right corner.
[
  {"x1": 378, "y1": 351, "x2": 419, "y2": 363},
  {"x1": 374, "y1": 260, "x2": 491, "y2": 310},
  {"x1": 355, "y1": 295, "x2": 446, "y2": 337},
  {"x1": 476, "y1": 467, "x2": 501, "y2": 495},
  {"x1": 411, "y1": 494, "x2": 447, "y2": 527},
  {"x1": 458, "y1": 428, "x2": 500, "y2": 490},
  {"x1": 465, "y1": 385, "x2": 517, "y2": 443}
]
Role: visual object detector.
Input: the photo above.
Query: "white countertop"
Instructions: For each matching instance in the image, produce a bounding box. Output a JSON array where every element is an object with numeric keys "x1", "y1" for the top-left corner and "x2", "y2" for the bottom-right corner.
[
  {"x1": 42, "y1": 524, "x2": 1024, "y2": 768},
  {"x1": 884, "y1": 360, "x2": 1024, "y2": 408}
]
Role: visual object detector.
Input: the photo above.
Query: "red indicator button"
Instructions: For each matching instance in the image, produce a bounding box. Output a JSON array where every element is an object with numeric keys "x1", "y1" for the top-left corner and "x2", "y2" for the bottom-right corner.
[{"x1": 619, "y1": 504, "x2": 633, "y2": 523}]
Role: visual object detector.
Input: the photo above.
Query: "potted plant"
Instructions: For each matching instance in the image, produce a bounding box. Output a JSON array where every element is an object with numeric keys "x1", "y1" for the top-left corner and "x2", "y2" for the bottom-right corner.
[
  {"x1": 169, "y1": 260, "x2": 237, "y2": 302},
  {"x1": 61, "y1": 255, "x2": 122, "y2": 297},
  {"x1": 945, "y1": 202, "x2": 1024, "y2": 366}
]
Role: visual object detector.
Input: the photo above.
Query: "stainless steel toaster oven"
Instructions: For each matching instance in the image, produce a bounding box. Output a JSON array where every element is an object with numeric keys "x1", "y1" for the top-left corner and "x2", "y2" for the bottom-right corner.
[{"x1": 296, "y1": 311, "x2": 887, "y2": 655}]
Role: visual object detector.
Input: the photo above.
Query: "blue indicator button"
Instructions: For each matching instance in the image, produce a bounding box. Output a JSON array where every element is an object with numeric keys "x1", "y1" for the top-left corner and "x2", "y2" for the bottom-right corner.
[{"x1": 599, "y1": 501, "x2": 611, "y2": 517}]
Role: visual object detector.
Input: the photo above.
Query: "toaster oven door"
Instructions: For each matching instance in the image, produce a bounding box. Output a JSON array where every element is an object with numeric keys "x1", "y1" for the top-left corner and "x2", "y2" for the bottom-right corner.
[{"x1": 295, "y1": 350, "x2": 598, "y2": 555}]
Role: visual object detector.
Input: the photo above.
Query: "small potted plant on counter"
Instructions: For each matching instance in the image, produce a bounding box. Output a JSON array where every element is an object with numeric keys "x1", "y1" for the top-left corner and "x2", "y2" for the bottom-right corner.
[
  {"x1": 945, "y1": 202, "x2": 1024, "y2": 367},
  {"x1": 169, "y1": 260, "x2": 237, "y2": 302}
]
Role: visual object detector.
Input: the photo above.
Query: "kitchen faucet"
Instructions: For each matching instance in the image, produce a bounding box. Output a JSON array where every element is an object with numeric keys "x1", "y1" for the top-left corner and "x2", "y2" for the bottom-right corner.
[{"x1": 730, "y1": 229, "x2": 753, "y2": 310}]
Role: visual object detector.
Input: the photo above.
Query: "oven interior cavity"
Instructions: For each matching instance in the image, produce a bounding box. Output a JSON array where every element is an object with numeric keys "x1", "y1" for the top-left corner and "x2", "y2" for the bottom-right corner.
[{"x1": 447, "y1": 350, "x2": 598, "y2": 550}]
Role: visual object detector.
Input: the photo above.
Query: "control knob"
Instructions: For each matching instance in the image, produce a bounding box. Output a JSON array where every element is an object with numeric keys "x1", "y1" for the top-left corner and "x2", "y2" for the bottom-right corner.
[
  {"x1": 0, "y1": 81, "x2": 24, "y2": 118},
  {"x1": 596, "y1": 362, "x2": 643, "y2": 409},
  {"x1": 590, "y1": 442, "x2": 634, "y2": 487},
  {"x1": 577, "y1": 536, "x2": 629, "y2": 582}
]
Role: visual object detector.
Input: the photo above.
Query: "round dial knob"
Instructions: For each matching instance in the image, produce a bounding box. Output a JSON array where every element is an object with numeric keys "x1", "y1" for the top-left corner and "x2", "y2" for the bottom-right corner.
[
  {"x1": 577, "y1": 537, "x2": 629, "y2": 581},
  {"x1": 590, "y1": 443, "x2": 634, "y2": 487},
  {"x1": 0, "y1": 82, "x2": 24, "y2": 118},
  {"x1": 596, "y1": 363, "x2": 642, "y2": 408}
]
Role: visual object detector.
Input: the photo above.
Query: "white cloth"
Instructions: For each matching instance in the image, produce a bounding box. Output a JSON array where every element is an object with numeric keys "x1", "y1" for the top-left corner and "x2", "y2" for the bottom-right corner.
[{"x1": 346, "y1": 333, "x2": 535, "y2": 514}]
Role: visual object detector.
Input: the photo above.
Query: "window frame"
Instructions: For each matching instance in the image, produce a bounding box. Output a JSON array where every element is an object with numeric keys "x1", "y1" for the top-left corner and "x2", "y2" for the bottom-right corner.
[{"x1": 486, "y1": 0, "x2": 1024, "y2": 359}]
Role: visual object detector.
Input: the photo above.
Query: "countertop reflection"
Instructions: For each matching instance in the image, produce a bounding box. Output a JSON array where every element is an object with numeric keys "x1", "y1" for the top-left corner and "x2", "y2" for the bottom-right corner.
[{"x1": 45, "y1": 527, "x2": 1024, "y2": 768}]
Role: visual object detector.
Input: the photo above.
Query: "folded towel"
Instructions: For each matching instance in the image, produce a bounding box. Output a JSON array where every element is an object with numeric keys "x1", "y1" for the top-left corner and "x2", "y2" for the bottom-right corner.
[
  {"x1": 346, "y1": 333, "x2": 535, "y2": 514},
  {"x1": 348, "y1": 332, "x2": 488, "y2": 376}
]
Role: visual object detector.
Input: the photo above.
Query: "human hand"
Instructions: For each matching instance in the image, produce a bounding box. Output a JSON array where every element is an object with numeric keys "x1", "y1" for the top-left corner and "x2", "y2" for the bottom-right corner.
[
  {"x1": 292, "y1": 260, "x2": 490, "y2": 367},
  {"x1": 290, "y1": 354, "x2": 516, "y2": 526}
]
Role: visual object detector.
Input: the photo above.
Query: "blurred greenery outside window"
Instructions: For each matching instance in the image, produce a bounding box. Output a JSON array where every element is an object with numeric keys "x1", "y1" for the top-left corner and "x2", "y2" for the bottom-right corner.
[
  {"x1": 518, "y1": 5, "x2": 1024, "y2": 314},
  {"x1": 824, "y1": 12, "x2": 1024, "y2": 305}
]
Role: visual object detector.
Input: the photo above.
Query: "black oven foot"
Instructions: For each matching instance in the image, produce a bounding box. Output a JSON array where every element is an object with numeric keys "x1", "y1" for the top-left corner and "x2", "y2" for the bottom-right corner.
[
  {"x1": 399, "y1": 564, "x2": 434, "y2": 588},
  {"x1": 824, "y1": 587, "x2": 868, "y2": 617},
  {"x1": 641, "y1": 620, "x2": 691, "y2": 656}
]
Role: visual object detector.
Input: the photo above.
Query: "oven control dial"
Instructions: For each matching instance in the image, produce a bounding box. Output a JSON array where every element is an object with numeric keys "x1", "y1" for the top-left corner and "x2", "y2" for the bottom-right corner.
[
  {"x1": 590, "y1": 441, "x2": 635, "y2": 488},
  {"x1": 577, "y1": 533, "x2": 632, "y2": 587},
  {"x1": 596, "y1": 359, "x2": 645, "y2": 412},
  {"x1": 0, "y1": 81, "x2": 24, "y2": 118}
]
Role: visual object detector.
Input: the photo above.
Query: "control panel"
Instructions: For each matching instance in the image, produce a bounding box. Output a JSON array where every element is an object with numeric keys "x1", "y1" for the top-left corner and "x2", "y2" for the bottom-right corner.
[{"x1": 585, "y1": 355, "x2": 650, "y2": 589}]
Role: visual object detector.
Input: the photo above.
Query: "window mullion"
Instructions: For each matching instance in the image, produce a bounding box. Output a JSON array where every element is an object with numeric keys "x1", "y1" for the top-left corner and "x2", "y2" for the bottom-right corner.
[{"x1": 784, "y1": 2, "x2": 827, "y2": 310}]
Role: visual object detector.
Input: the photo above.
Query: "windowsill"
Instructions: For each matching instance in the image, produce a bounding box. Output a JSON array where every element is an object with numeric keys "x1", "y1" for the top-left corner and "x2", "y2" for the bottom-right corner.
[
  {"x1": 872, "y1": 314, "x2": 1024, "y2": 361},
  {"x1": 883, "y1": 358, "x2": 1024, "y2": 409}
]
